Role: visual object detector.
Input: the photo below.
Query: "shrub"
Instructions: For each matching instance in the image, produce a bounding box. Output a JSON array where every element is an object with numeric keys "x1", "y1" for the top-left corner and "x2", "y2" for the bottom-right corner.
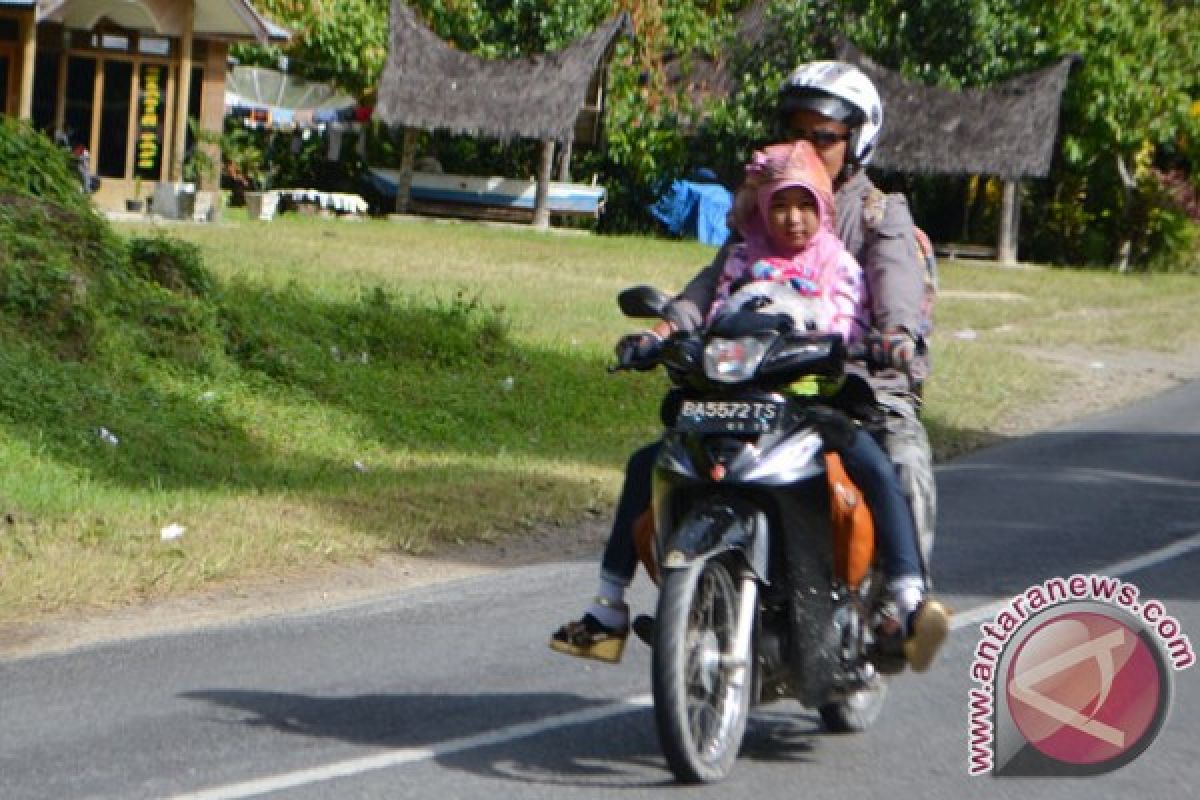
[
  {"x1": 128, "y1": 236, "x2": 216, "y2": 298},
  {"x1": 0, "y1": 194, "x2": 112, "y2": 352},
  {"x1": 0, "y1": 117, "x2": 91, "y2": 214}
]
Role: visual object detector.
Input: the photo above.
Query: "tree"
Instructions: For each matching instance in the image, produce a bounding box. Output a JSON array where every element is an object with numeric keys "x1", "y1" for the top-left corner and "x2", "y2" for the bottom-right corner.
[
  {"x1": 241, "y1": 1, "x2": 390, "y2": 97},
  {"x1": 241, "y1": 0, "x2": 1199, "y2": 265},
  {"x1": 1032, "y1": 0, "x2": 1200, "y2": 267}
]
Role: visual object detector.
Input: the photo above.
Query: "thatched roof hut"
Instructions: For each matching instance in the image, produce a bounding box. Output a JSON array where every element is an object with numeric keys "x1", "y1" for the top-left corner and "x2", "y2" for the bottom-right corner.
[
  {"x1": 838, "y1": 43, "x2": 1078, "y2": 181},
  {"x1": 831, "y1": 43, "x2": 1078, "y2": 261},
  {"x1": 670, "y1": 10, "x2": 1077, "y2": 261},
  {"x1": 373, "y1": 2, "x2": 632, "y2": 145},
  {"x1": 669, "y1": 0, "x2": 1076, "y2": 181}
]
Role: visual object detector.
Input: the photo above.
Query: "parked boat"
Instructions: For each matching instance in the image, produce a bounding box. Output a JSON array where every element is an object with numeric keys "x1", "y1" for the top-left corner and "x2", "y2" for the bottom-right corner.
[{"x1": 367, "y1": 168, "x2": 606, "y2": 217}]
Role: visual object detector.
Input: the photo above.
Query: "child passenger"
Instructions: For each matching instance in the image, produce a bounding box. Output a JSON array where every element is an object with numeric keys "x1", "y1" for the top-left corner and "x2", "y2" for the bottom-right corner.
[{"x1": 550, "y1": 141, "x2": 948, "y2": 671}]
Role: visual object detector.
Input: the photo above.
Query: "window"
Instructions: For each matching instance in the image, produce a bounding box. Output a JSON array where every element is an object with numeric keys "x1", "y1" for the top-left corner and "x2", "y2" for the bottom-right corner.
[
  {"x1": 98, "y1": 60, "x2": 133, "y2": 178},
  {"x1": 98, "y1": 33, "x2": 130, "y2": 52},
  {"x1": 138, "y1": 37, "x2": 170, "y2": 56},
  {"x1": 63, "y1": 56, "x2": 96, "y2": 151}
]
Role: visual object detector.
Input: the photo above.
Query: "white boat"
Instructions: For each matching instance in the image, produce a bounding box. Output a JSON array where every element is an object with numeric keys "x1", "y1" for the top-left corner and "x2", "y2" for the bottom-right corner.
[{"x1": 367, "y1": 167, "x2": 606, "y2": 217}]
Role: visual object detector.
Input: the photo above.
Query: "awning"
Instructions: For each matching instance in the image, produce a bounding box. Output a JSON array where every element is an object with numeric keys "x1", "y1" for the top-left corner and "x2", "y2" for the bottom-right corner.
[
  {"x1": 224, "y1": 65, "x2": 357, "y2": 129},
  {"x1": 36, "y1": 0, "x2": 289, "y2": 43}
]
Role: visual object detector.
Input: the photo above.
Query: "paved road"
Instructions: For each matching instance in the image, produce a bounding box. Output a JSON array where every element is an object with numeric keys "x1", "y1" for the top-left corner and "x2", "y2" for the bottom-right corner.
[{"x1": 2, "y1": 383, "x2": 1198, "y2": 799}]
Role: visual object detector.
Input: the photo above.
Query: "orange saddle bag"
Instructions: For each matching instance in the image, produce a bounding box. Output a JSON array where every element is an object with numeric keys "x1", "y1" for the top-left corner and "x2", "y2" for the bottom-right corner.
[
  {"x1": 630, "y1": 452, "x2": 874, "y2": 589},
  {"x1": 826, "y1": 452, "x2": 876, "y2": 589}
]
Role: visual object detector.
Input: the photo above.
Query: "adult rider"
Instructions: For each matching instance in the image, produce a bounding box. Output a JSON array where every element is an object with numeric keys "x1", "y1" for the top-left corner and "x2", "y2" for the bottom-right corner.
[{"x1": 551, "y1": 61, "x2": 942, "y2": 668}]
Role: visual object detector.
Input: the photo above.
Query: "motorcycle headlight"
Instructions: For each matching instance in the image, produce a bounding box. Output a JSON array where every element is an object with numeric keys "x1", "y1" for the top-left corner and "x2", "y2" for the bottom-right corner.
[{"x1": 703, "y1": 336, "x2": 769, "y2": 383}]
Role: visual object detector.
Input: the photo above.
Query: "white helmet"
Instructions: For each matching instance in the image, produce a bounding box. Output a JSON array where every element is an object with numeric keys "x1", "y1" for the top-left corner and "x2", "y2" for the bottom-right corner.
[{"x1": 778, "y1": 61, "x2": 883, "y2": 169}]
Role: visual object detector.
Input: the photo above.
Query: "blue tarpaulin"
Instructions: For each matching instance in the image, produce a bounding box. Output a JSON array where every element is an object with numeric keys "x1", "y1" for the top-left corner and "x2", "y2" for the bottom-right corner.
[{"x1": 648, "y1": 179, "x2": 733, "y2": 247}]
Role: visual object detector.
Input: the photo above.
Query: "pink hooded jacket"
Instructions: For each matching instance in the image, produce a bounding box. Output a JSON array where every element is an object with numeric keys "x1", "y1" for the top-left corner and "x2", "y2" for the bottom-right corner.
[{"x1": 708, "y1": 141, "x2": 868, "y2": 343}]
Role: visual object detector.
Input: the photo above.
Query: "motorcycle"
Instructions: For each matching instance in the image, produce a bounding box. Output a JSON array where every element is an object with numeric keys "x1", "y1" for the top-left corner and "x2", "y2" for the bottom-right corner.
[{"x1": 614, "y1": 283, "x2": 891, "y2": 783}]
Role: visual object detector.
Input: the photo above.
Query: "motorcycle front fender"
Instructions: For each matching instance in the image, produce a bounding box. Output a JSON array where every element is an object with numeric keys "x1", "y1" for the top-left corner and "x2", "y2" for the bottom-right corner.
[{"x1": 659, "y1": 502, "x2": 769, "y2": 583}]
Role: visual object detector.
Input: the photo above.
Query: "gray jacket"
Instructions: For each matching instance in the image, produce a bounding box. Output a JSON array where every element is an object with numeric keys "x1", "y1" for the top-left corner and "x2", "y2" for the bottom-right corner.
[{"x1": 662, "y1": 170, "x2": 928, "y2": 397}]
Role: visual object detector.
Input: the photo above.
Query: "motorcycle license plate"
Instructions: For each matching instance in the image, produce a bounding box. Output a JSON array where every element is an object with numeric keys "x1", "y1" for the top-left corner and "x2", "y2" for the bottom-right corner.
[{"x1": 676, "y1": 399, "x2": 783, "y2": 434}]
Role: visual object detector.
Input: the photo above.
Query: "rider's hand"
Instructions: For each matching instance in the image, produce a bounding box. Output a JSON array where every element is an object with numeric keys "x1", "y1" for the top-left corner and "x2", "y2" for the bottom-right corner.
[
  {"x1": 866, "y1": 329, "x2": 917, "y2": 374},
  {"x1": 615, "y1": 330, "x2": 664, "y2": 370}
]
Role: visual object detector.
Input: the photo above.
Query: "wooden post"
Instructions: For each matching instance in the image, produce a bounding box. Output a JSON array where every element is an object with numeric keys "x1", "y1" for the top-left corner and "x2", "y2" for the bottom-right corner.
[
  {"x1": 996, "y1": 179, "x2": 1019, "y2": 265},
  {"x1": 54, "y1": 47, "x2": 68, "y2": 133},
  {"x1": 532, "y1": 138, "x2": 556, "y2": 229},
  {"x1": 394, "y1": 127, "x2": 418, "y2": 213},
  {"x1": 557, "y1": 136, "x2": 573, "y2": 183},
  {"x1": 17, "y1": 10, "x2": 36, "y2": 120},
  {"x1": 170, "y1": 1, "x2": 195, "y2": 182},
  {"x1": 198, "y1": 42, "x2": 228, "y2": 192}
]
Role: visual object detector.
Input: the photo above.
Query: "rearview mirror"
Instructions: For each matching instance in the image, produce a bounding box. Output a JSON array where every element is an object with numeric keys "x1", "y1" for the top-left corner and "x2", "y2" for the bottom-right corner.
[{"x1": 617, "y1": 285, "x2": 672, "y2": 319}]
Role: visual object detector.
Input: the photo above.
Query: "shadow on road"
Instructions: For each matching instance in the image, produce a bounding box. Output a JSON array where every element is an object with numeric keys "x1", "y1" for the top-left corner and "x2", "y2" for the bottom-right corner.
[
  {"x1": 182, "y1": 688, "x2": 828, "y2": 788},
  {"x1": 934, "y1": 429, "x2": 1200, "y2": 602}
]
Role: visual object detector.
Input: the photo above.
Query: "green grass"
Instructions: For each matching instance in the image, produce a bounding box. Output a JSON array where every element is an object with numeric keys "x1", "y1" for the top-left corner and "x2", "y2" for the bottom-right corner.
[{"x1": 1, "y1": 212, "x2": 1198, "y2": 621}]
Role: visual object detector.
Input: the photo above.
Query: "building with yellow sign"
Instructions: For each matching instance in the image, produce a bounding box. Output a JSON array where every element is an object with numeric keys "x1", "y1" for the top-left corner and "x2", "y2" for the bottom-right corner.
[{"x1": 0, "y1": 1, "x2": 286, "y2": 210}]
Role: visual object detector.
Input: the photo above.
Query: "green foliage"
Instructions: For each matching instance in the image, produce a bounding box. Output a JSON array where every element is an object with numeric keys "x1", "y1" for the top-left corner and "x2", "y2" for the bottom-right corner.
[
  {"x1": 846, "y1": 0, "x2": 1050, "y2": 87},
  {"x1": 244, "y1": 0, "x2": 1200, "y2": 267},
  {"x1": 221, "y1": 281, "x2": 510, "y2": 384},
  {"x1": 241, "y1": 1, "x2": 391, "y2": 96},
  {"x1": 412, "y1": 0, "x2": 614, "y2": 55},
  {"x1": 221, "y1": 125, "x2": 277, "y2": 191},
  {"x1": 0, "y1": 119, "x2": 127, "y2": 351},
  {"x1": 690, "y1": 0, "x2": 846, "y2": 185},
  {"x1": 1130, "y1": 172, "x2": 1200, "y2": 275},
  {"x1": 1, "y1": 120, "x2": 231, "y2": 367},
  {"x1": 0, "y1": 117, "x2": 93, "y2": 214},
  {"x1": 6, "y1": 215, "x2": 1200, "y2": 618},
  {"x1": 0, "y1": 198, "x2": 99, "y2": 348},
  {"x1": 128, "y1": 236, "x2": 216, "y2": 298},
  {"x1": 182, "y1": 119, "x2": 222, "y2": 186}
]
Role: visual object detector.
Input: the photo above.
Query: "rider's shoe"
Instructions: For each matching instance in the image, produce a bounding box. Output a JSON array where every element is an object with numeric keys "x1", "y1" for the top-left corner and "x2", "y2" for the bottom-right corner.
[
  {"x1": 870, "y1": 596, "x2": 951, "y2": 673},
  {"x1": 904, "y1": 599, "x2": 951, "y2": 673},
  {"x1": 631, "y1": 614, "x2": 655, "y2": 646},
  {"x1": 549, "y1": 602, "x2": 629, "y2": 664},
  {"x1": 870, "y1": 606, "x2": 908, "y2": 674}
]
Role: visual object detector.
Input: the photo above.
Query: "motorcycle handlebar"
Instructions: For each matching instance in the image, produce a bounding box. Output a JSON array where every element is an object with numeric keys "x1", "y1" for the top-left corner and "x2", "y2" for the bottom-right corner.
[{"x1": 609, "y1": 337, "x2": 883, "y2": 376}]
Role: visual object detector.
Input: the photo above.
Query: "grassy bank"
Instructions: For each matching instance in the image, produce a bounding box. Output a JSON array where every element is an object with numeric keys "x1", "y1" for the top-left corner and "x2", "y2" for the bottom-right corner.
[{"x1": 1, "y1": 211, "x2": 1198, "y2": 621}]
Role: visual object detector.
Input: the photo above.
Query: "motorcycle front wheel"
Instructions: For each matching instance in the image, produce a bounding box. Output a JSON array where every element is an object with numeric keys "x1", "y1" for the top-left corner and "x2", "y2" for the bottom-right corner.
[{"x1": 652, "y1": 555, "x2": 751, "y2": 783}]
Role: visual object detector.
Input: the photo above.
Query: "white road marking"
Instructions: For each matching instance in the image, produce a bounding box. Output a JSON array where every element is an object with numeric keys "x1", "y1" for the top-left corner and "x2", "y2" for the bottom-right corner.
[
  {"x1": 167, "y1": 695, "x2": 652, "y2": 800},
  {"x1": 169, "y1": 531, "x2": 1200, "y2": 799},
  {"x1": 951, "y1": 530, "x2": 1200, "y2": 630}
]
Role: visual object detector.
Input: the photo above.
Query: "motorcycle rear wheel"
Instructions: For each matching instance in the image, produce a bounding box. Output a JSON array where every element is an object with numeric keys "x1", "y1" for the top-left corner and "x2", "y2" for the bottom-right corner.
[
  {"x1": 652, "y1": 556, "x2": 751, "y2": 783},
  {"x1": 818, "y1": 672, "x2": 888, "y2": 733}
]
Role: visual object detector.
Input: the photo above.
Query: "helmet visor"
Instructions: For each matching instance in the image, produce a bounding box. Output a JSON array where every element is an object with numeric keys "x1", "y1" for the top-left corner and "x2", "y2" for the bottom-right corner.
[{"x1": 778, "y1": 90, "x2": 863, "y2": 127}]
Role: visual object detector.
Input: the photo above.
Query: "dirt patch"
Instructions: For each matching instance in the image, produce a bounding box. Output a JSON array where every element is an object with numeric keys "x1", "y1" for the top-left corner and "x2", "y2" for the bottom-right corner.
[
  {"x1": 3, "y1": 344, "x2": 1199, "y2": 662},
  {"x1": 996, "y1": 345, "x2": 1200, "y2": 435},
  {"x1": 0, "y1": 514, "x2": 609, "y2": 661}
]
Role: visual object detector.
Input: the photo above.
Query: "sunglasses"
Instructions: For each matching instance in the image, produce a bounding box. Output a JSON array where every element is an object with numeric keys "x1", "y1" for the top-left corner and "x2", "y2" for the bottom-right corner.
[{"x1": 789, "y1": 128, "x2": 852, "y2": 147}]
